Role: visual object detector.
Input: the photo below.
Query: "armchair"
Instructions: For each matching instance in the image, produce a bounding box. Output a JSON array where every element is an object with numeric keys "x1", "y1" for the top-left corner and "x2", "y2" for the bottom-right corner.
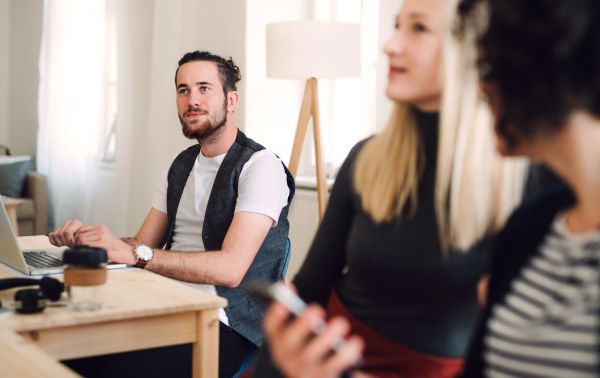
[
  {"x1": 0, "y1": 147, "x2": 49, "y2": 236},
  {"x1": 16, "y1": 172, "x2": 49, "y2": 236}
]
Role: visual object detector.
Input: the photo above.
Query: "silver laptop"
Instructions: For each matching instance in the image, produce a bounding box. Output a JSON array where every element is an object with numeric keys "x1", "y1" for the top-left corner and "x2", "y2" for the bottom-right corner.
[{"x1": 0, "y1": 198, "x2": 126, "y2": 275}]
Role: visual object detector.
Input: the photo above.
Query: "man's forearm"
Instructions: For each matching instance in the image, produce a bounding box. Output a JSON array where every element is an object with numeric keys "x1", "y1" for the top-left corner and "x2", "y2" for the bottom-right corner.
[
  {"x1": 122, "y1": 212, "x2": 272, "y2": 288},
  {"x1": 144, "y1": 248, "x2": 249, "y2": 288},
  {"x1": 116, "y1": 236, "x2": 250, "y2": 287}
]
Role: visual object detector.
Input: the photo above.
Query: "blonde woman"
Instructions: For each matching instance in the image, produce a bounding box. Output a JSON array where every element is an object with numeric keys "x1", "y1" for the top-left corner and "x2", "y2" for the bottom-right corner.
[{"x1": 249, "y1": 0, "x2": 527, "y2": 377}]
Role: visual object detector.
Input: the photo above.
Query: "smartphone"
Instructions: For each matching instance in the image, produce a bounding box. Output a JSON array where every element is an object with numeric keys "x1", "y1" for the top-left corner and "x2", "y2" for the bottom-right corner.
[{"x1": 246, "y1": 281, "x2": 307, "y2": 315}]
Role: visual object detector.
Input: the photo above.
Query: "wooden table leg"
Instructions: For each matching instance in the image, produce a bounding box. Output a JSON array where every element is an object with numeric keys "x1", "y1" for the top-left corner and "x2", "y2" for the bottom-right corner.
[{"x1": 193, "y1": 309, "x2": 220, "y2": 378}]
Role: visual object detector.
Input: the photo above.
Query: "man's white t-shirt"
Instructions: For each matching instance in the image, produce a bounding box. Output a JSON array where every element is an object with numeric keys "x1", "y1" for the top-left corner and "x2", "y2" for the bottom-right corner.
[{"x1": 151, "y1": 148, "x2": 290, "y2": 325}]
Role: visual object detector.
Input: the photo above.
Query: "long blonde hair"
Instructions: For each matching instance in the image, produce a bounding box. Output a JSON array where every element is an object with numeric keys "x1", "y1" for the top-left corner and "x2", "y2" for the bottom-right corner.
[{"x1": 354, "y1": 0, "x2": 528, "y2": 253}]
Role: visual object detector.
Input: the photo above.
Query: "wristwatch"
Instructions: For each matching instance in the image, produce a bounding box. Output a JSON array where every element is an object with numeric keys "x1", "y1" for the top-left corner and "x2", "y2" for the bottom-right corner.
[{"x1": 133, "y1": 244, "x2": 154, "y2": 269}]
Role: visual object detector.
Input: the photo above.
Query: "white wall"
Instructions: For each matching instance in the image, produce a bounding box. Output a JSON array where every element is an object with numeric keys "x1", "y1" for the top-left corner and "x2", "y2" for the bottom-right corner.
[
  {"x1": 181, "y1": 0, "x2": 246, "y2": 133},
  {"x1": 123, "y1": 0, "x2": 157, "y2": 235},
  {"x1": 0, "y1": 0, "x2": 44, "y2": 156},
  {"x1": 8, "y1": 0, "x2": 44, "y2": 157},
  {"x1": 125, "y1": 0, "x2": 249, "y2": 235},
  {"x1": 127, "y1": 0, "x2": 155, "y2": 156},
  {"x1": 0, "y1": 0, "x2": 8, "y2": 146}
]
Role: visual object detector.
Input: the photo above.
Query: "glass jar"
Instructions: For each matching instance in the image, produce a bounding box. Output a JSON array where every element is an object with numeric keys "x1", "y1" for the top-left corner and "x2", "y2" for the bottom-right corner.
[{"x1": 62, "y1": 246, "x2": 108, "y2": 312}]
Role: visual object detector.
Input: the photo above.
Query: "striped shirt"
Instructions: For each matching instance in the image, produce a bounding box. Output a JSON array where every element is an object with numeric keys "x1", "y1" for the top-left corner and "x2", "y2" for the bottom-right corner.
[{"x1": 484, "y1": 213, "x2": 600, "y2": 378}]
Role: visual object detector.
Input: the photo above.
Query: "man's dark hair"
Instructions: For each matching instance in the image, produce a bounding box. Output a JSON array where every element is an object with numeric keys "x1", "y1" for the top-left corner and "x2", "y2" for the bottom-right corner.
[
  {"x1": 458, "y1": 0, "x2": 600, "y2": 149},
  {"x1": 175, "y1": 51, "x2": 242, "y2": 96}
]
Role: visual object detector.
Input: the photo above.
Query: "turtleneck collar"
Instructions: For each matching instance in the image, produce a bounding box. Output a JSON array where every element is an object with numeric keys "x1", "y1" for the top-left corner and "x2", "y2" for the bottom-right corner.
[
  {"x1": 414, "y1": 108, "x2": 440, "y2": 130},
  {"x1": 413, "y1": 107, "x2": 440, "y2": 155}
]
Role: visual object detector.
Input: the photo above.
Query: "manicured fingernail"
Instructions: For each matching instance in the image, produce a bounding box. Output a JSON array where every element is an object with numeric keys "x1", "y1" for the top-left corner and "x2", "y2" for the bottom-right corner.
[
  {"x1": 310, "y1": 318, "x2": 327, "y2": 334},
  {"x1": 331, "y1": 336, "x2": 345, "y2": 352}
]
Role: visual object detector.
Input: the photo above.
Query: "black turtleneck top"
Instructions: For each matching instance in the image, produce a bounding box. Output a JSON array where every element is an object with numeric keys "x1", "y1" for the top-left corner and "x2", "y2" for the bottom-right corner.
[{"x1": 292, "y1": 110, "x2": 491, "y2": 358}]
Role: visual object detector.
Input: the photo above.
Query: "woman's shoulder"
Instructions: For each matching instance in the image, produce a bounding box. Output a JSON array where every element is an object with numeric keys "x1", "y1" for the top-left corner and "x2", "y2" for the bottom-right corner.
[
  {"x1": 348, "y1": 137, "x2": 373, "y2": 159},
  {"x1": 331, "y1": 138, "x2": 374, "y2": 191}
]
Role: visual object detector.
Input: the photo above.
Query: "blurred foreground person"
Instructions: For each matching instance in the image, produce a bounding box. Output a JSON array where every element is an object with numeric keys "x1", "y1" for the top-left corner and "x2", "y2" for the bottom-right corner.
[
  {"x1": 458, "y1": 0, "x2": 600, "y2": 376},
  {"x1": 250, "y1": 0, "x2": 529, "y2": 377}
]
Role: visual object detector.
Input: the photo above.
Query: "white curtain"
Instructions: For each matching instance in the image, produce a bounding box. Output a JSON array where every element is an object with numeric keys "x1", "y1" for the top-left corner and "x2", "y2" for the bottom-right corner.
[
  {"x1": 37, "y1": 0, "x2": 108, "y2": 231},
  {"x1": 139, "y1": 0, "x2": 184, "y2": 208}
]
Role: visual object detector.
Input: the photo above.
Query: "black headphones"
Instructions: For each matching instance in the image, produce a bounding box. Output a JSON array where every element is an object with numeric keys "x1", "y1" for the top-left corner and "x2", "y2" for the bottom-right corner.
[{"x1": 0, "y1": 277, "x2": 65, "y2": 314}]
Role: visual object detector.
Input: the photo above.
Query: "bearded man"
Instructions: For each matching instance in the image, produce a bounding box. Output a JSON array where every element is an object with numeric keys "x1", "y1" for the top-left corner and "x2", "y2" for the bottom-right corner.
[{"x1": 51, "y1": 51, "x2": 295, "y2": 378}]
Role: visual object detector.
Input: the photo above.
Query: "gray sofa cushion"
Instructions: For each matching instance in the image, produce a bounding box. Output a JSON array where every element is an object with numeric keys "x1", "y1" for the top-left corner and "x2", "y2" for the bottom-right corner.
[{"x1": 0, "y1": 156, "x2": 33, "y2": 198}]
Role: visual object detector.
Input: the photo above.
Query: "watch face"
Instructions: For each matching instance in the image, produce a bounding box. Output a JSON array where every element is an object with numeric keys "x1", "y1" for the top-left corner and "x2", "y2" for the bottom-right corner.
[{"x1": 136, "y1": 245, "x2": 153, "y2": 261}]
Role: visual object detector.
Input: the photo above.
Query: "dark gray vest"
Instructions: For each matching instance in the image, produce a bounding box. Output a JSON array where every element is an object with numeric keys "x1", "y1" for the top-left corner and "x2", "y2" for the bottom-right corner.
[{"x1": 165, "y1": 129, "x2": 295, "y2": 346}]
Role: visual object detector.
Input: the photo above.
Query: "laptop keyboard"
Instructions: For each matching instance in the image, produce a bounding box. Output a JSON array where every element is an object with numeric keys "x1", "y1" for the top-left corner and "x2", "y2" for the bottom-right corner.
[{"x1": 23, "y1": 251, "x2": 63, "y2": 269}]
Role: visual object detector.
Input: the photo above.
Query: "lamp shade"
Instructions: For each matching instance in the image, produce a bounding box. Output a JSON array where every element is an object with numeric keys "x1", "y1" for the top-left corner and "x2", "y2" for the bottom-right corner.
[{"x1": 266, "y1": 21, "x2": 361, "y2": 80}]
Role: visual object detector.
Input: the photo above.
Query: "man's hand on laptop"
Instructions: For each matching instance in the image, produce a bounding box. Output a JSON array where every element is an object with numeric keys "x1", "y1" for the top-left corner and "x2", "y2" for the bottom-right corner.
[
  {"x1": 49, "y1": 220, "x2": 84, "y2": 247},
  {"x1": 74, "y1": 225, "x2": 137, "y2": 265},
  {"x1": 50, "y1": 221, "x2": 137, "y2": 265}
]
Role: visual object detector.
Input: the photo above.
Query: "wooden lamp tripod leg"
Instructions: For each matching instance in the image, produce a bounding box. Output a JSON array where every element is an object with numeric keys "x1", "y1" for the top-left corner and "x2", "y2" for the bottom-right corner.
[
  {"x1": 288, "y1": 78, "x2": 328, "y2": 222},
  {"x1": 311, "y1": 79, "x2": 328, "y2": 220},
  {"x1": 288, "y1": 79, "x2": 313, "y2": 178}
]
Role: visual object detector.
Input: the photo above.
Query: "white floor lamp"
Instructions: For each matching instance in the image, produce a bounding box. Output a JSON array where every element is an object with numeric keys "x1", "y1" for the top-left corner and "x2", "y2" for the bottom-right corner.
[{"x1": 266, "y1": 21, "x2": 360, "y2": 221}]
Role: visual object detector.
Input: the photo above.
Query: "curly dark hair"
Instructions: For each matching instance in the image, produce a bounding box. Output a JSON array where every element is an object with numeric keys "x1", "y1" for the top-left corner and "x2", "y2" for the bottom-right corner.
[
  {"x1": 458, "y1": 0, "x2": 600, "y2": 148},
  {"x1": 175, "y1": 51, "x2": 242, "y2": 96}
]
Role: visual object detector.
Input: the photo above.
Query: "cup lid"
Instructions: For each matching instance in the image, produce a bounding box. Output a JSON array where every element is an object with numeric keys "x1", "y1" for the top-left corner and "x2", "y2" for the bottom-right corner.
[{"x1": 62, "y1": 245, "x2": 107, "y2": 265}]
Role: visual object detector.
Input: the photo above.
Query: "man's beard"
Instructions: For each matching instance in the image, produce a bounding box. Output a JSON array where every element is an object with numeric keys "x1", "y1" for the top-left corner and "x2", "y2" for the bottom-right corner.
[{"x1": 179, "y1": 99, "x2": 228, "y2": 144}]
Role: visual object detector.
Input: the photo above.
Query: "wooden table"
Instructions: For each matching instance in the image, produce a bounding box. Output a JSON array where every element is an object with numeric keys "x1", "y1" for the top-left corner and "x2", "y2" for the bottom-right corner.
[
  {"x1": 3, "y1": 197, "x2": 24, "y2": 236},
  {"x1": 0, "y1": 328, "x2": 81, "y2": 378},
  {"x1": 0, "y1": 236, "x2": 228, "y2": 378}
]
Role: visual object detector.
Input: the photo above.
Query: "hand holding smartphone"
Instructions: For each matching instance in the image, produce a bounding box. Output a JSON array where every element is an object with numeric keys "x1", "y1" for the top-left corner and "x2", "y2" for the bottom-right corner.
[
  {"x1": 246, "y1": 281, "x2": 363, "y2": 364},
  {"x1": 246, "y1": 281, "x2": 307, "y2": 315}
]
